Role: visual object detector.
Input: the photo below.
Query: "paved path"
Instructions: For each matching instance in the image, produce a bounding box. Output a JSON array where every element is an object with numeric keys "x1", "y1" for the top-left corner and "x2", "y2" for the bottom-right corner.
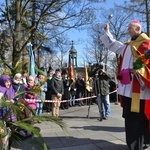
[{"x1": 10, "y1": 103, "x2": 150, "y2": 150}]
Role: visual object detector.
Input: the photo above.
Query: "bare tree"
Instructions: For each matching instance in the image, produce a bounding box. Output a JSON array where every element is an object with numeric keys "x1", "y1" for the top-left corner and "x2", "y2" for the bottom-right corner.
[
  {"x1": 84, "y1": 23, "x2": 111, "y2": 64},
  {"x1": 0, "y1": 0, "x2": 105, "y2": 69},
  {"x1": 85, "y1": 5, "x2": 133, "y2": 74},
  {"x1": 117, "y1": 0, "x2": 150, "y2": 35},
  {"x1": 52, "y1": 35, "x2": 69, "y2": 69}
]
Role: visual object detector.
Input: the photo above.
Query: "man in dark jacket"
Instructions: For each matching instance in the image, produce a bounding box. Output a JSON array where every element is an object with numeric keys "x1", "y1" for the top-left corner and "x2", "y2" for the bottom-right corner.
[
  {"x1": 46, "y1": 70, "x2": 53, "y2": 113},
  {"x1": 75, "y1": 74, "x2": 85, "y2": 106},
  {"x1": 51, "y1": 69, "x2": 64, "y2": 117},
  {"x1": 61, "y1": 70, "x2": 70, "y2": 109},
  {"x1": 95, "y1": 64, "x2": 111, "y2": 121}
]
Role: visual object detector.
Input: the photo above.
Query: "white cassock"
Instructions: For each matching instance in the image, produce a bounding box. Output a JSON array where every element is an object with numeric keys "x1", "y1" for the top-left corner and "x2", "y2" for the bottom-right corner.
[{"x1": 100, "y1": 30, "x2": 150, "y2": 99}]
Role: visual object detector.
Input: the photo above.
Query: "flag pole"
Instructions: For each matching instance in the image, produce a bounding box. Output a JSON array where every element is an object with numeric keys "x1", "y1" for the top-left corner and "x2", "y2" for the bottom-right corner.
[
  {"x1": 83, "y1": 59, "x2": 92, "y2": 119},
  {"x1": 83, "y1": 59, "x2": 87, "y2": 105}
]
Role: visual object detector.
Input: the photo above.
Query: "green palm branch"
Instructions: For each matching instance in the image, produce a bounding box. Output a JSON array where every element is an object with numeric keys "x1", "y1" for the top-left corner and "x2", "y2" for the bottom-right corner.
[
  {"x1": 0, "y1": 96, "x2": 67, "y2": 149},
  {"x1": 0, "y1": 60, "x2": 29, "y2": 77}
]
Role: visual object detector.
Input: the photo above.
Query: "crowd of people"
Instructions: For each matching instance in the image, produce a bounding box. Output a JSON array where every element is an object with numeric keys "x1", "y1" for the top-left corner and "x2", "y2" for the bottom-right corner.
[
  {"x1": 0, "y1": 63, "x2": 119, "y2": 148},
  {"x1": 0, "y1": 67, "x2": 117, "y2": 120}
]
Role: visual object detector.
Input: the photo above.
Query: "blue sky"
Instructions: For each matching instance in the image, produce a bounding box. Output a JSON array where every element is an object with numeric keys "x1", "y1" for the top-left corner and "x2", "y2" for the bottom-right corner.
[
  {"x1": 67, "y1": 0, "x2": 125, "y2": 66},
  {"x1": 0, "y1": 0, "x2": 3, "y2": 4}
]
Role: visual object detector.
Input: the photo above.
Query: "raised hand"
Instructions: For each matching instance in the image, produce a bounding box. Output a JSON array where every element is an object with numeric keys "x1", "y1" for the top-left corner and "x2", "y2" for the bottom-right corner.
[{"x1": 104, "y1": 23, "x2": 109, "y2": 31}]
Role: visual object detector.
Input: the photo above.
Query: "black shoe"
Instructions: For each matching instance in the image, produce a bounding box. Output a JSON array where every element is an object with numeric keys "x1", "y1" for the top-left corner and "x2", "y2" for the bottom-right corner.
[
  {"x1": 143, "y1": 144, "x2": 149, "y2": 149},
  {"x1": 61, "y1": 106, "x2": 65, "y2": 109},
  {"x1": 98, "y1": 117, "x2": 103, "y2": 121},
  {"x1": 65, "y1": 107, "x2": 69, "y2": 109},
  {"x1": 102, "y1": 116, "x2": 108, "y2": 120}
]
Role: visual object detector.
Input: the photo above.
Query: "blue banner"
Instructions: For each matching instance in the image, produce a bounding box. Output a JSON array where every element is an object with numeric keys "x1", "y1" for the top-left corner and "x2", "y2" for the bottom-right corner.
[{"x1": 27, "y1": 43, "x2": 35, "y2": 77}]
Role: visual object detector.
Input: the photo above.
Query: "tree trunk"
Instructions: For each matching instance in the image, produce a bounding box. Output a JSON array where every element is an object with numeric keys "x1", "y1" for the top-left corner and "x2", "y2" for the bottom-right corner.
[
  {"x1": 145, "y1": 0, "x2": 150, "y2": 36},
  {"x1": 12, "y1": 0, "x2": 22, "y2": 67},
  {"x1": 12, "y1": 47, "x2": 21, "y2": 67}
]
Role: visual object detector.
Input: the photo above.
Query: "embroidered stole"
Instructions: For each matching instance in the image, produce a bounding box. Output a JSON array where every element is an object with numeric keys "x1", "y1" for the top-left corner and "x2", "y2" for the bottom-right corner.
[{"x1": 126, "y1": 33, "x2": 150, "y2": 112}]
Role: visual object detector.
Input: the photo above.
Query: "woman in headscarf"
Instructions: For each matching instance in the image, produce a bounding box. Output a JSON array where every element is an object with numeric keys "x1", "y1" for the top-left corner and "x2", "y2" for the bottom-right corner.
[
  {"x1": 0, "y1": 75, "x2": 17, "y2": 121},
  {"x1": 0, "y1": 75, "x2": 33, "y2": 139},
  {"x1": 0, "y1": 75, "x2": 15, "y2": 101}
]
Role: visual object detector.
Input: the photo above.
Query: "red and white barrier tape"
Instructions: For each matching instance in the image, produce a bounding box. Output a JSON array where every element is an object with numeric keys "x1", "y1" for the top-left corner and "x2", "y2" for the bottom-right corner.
[
  {"x1": 25, "y1": 96, "x2": 96, "y2": 103},
  {"x1": 24, "y1": 89, "x2": 117, "y2": 103}
]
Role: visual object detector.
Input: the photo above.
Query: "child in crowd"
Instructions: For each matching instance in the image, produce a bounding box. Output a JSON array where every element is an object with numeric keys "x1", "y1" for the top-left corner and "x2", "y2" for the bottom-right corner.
[{"x1": 35, "y1": 73, "x2": 47, "y2": 118}]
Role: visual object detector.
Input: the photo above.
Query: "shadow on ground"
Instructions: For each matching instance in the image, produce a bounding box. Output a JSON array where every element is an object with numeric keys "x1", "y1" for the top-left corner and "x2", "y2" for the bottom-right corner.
[
  {"x1": 70, "y1": 125, "x2": 125, "y2": 132},
  {"x1": 11, "y1": 135, "x2": 128, "y2": 150}
]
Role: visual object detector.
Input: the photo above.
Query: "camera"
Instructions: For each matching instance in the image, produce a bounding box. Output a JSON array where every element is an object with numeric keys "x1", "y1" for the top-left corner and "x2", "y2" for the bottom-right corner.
[{"x1": 89, "y1": 63, "x2": 103, "y2": 77}]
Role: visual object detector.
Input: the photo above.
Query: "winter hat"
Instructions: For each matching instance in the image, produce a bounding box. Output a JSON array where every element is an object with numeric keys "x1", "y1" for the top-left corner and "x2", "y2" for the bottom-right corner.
[{"x1": 37, "y1": 67, "x2": 46, "y2": 76}]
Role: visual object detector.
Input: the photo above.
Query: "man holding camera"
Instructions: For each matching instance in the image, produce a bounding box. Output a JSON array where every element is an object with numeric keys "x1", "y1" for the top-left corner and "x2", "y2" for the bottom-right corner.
[{"x1": 93, "y1": 64, "x2": 111, "y2": 121}]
